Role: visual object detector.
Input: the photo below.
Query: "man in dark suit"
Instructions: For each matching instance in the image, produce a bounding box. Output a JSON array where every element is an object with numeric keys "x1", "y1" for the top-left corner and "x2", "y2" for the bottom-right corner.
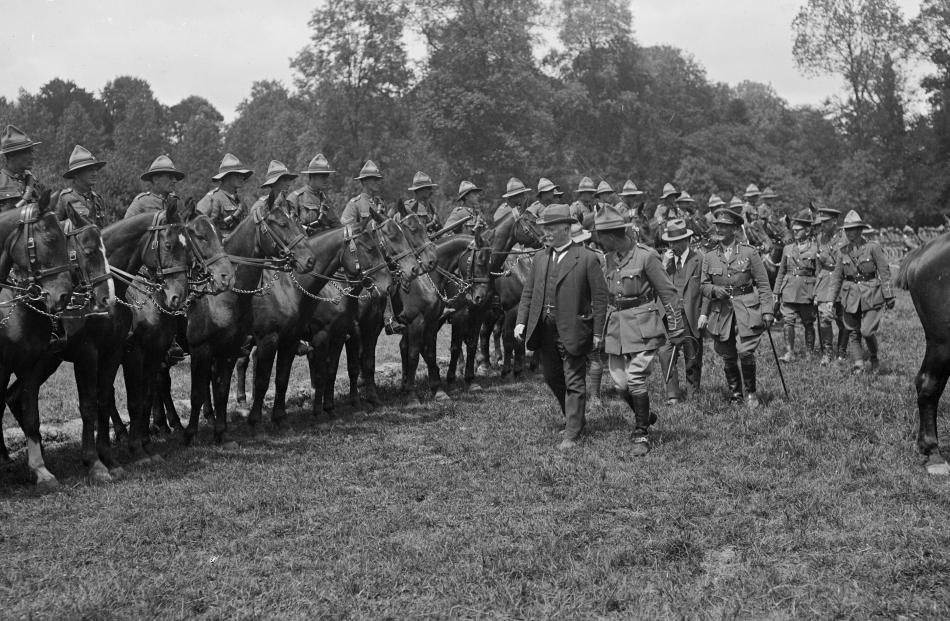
[
  {"x1": 515, "y1": 204, "x2": 608, "y2": 451},
  {"x1": 657, "y1": 219, "x2": 705, "y2": 404}
]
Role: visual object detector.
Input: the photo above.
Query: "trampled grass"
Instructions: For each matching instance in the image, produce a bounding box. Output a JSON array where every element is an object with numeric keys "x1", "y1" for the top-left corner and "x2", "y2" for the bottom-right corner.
[{"x1": 1, "y1": 292, "x2": 949, "y2": 619}]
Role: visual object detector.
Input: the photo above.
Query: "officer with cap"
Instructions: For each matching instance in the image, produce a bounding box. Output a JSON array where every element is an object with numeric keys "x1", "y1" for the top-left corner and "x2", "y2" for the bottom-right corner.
[
  {"x1": 772, "y1": 209, "x2": 819, "y2": 363},
  {"x1": 0, "y1": 125, "x2": 45, "y2": 211},
  {"x1": 593, "y1": 204, "x2": 685, "y2": 456},
  {"x1": 828, "y1": 210, "x2": 894, "y2": 373},
  {"x1": 287, "y1": 153, "x2": 341, "y2": 234},
  {"x1": 698, "y1": 207, "x2": 774, "y2": 407},
  {"x1": 125, "y1": 155, "x2": 185, "y2": 218},
  {"x1": 54, "y1": 145, "x2": 109, "y2": 227},
  {"x1": 395, "y1": 171, "x2": 441, "y2": 233},
  {"x1": 197, "y1": 153, "x2": 253, "y2": 236}
]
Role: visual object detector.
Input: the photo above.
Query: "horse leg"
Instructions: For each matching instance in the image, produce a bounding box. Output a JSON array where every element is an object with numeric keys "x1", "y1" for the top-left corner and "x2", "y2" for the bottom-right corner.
[
  {"x1": 360, "y1": 314, "x2": 383, "y2": 406},
  {"x1": 493, "y1": 315, "x2": 504, "y2": 367},
  {"x1": 184, "y1": 346, "x2": 213, "y2": 446},
  {"x1": 150, "y1": 363, "x2": 172, "y2": 435},
  {"x1": 20, "y1": 372, "x2": 57, "y2": 489},
  {"x1": 159, "y1": 364, "x2": 184, "y2": 431},
  {"x1": 401, "y1": 321, "x2": 421, "y2": 406},
  {"x1": 464, "y1": 313, "x2": 483, "y2": 389},
  {"x1": 248, "y1": 335, "x2": 278, "y2": 435},
  {"x1": 503, "y1": 310, "x2": 518, "y2": 377},
  {"x1": 269, "y1": 337, "x2": 297, "y2": 429},
  {"x1": 121, "y1": 346, "x2": 151, "y2": 465},
  {"x1": 211, "y1": 356, "x2": 239, "y2": 447},
  {"x1": 235, "y1": 347, "x2": 250, "y2": 407},
  {"x1": 70, "y1": 350, "x2": 113, "y2": 483},
  {"x1": 344, "y1": 328, "x2": 362, "y2": 409},
  {"x1": 916, "y1": 341, "x2": 950, "y2": 475},
  {"x1": 447, "y1": 315, "x2": 463, "y2": 384},
  {"x1": 422, "y1": 320, "x2": 449, "y2": 401}
]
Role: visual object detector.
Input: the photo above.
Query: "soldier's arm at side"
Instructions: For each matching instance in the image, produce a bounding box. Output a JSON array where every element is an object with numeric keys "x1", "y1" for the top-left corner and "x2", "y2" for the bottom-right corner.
[
  {"x1": 586, "y1": 252, "x2": 608, "y2": 338},
  {"x1": 699, "y1": 254, "x2": 715, "y2": 299},
  {"x1": 772, "y1": 248, "x2": 788, "y2": 297},
  {"x1": 749, "y1": 251, "x2": 773, "y2": 310},
  {"x1": 828, "y1": 253, "x2": 845, "y2": 302},
  {"x1": 644, "y1": 251, "x2": 681, "y2": 310},
  {"x1": 872, "y1": 242, "x2": 894, "y2": 300},
  {"x1": 52, "y1": 190, "x2": 66, "y2": 221}
]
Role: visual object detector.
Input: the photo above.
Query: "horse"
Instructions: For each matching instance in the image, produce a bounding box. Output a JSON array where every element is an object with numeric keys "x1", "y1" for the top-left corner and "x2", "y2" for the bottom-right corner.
[
  {"x1": 247, "y1": 221, "x2": 391, "y2": 432},
  {"x1": 184, "y1": 195, "x2": 315, "y2": 448},
  {"x1": 480, "y1": 251, "x2": 536, "y2": 377},
  {"x1": 444, "y1": 227, "x2": 495, "y2": 389},
  {"x1": 0, "y1": 193, "x2": 81, "y2": 488},
  {"x1": 895, "y1": 235, "x2": 950, "y2": 474},
  {"x1": 5, "y1": 201, "x2": 193, "y2": 480}
]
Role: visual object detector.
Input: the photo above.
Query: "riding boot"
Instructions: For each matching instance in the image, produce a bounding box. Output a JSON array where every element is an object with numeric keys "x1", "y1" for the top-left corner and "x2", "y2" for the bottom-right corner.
[
  {"x1": 803, "y1": 324, "x2": 815, "y2": 357},
  {"x1": 779, "y1": 325, "x2": 795, "y2": 362},
  {"x1": 866, "y1": 335, "x2": 879, "y2": 372},
  {"x1": 818, "y1": 324, "x2": 834, "y2": 365},
  {"x1": 836, "y1": 326, "x2": 850, "y2": 362},
  {"x1": 723, "y1": 358, "x2": 742, "y2": 402},
  {"x1": 849, "y1": 334, "x2": 865, "y2": 373},
  {"x1": 741, "y1": 356, "x2": 758, "y2": 408},
  {"x1": 630, "y1": 393, "x2": 655, "y2": 457}
]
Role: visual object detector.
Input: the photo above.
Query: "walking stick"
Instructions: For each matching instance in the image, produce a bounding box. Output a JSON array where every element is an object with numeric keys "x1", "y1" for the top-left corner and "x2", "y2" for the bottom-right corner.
[
  {"x1": 664, "y1": 343, "x2": 679, "y2": 386},
  {"x1": 766, "y1": 328, "x2": 790, "y2": 398}
]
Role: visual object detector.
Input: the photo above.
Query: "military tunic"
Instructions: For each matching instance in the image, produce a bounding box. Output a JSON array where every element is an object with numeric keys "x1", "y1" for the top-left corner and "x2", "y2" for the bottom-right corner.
[
  {"x1": 700, "y1": 242, "x2": 772, "y2": 352},
  {"x1": 603, "y1": 243, "x2": 683, "y2": 397},
  {"x1": 340, "y1": 192, "x2": 382, "y2": 225},
  {"x1": 197, "y1": 187, "x2": 249, "y2": 235},
  {"x1": 397, "y1": 197, "x2": 441, "y2": 232},
  {"x1": 570, "y1": 200, "x2": 594, "y2": 224},
  {"x1": 0, "y1": 168, "x2": 45, "y2": 212},
  {"x1": 446, "y1": 204, "x2": 487, "y2": 234},
  {"x1": 287, "y1": 186, "x2": 341, "y2": 233},
  {"x1": 53, "y1": 187, "x2": 109, "y2": 228},
  {"x1": 828, "y1": 238, "x2": 892, "y2": 337},
  {"x1": 124, "y1": 192, "x2": 168, "y2": 219},
  {"x1": 774, "y1": 240, "x2": 818, "y2": 304}
]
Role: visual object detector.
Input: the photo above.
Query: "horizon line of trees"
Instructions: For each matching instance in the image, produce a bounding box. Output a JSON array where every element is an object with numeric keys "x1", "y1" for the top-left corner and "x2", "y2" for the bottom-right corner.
[{"x1": 2, "y1": 0, "x2": 948, "y2": 227}]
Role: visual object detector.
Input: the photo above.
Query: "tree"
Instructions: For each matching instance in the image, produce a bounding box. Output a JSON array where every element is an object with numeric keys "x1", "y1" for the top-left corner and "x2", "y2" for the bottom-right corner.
[
  {"x1": 168, "y1": 96, "x2": 223, "y2": 144},
  {"x1": 556, "y1": 0, "x2": 633, "y2": 54}
]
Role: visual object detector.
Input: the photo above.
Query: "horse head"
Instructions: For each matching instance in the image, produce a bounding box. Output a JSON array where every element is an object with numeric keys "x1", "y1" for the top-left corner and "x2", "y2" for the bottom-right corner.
[
  {"x1": 465, "y1": 228, "x2": 493, "y2": 307},
  {"x1": 394, "y1": 212, "x2": 438, "y2": 273},
  {"x1": 62, "y1": 203, "x2": 114, "y2": 313},
  {"x1": 177, "y1": 197, "x2": 234, "y2": 295},
  {"x1": 252, "y1": 194, "x2": 315, "y2": 273},
  {"x1": 138, "y1": 202, "x2": 191, "y2": 312},
  {"x1": 343, "y1": 221, "x2": 392, "y2": 300}
]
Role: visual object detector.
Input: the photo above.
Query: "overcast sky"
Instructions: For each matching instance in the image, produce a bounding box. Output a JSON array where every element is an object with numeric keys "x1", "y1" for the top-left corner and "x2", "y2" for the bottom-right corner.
[{"x1": 1, "y1": 0, "x2": 925, "y2": 122}]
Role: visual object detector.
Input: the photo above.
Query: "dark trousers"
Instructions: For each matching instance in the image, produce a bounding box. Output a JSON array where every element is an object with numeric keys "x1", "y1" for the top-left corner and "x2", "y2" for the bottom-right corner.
[
  {"x1": 657, "y1": 334, "x2": 703, "y2": 399},
  {"x1": 538, "y1": 319, "x2": 588, "y2": 440}
]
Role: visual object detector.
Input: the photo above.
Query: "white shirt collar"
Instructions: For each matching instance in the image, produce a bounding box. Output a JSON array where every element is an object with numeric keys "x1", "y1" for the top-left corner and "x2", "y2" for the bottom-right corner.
[{"x1": 554, "y1": 241, "x2": 573, "y2": 253}]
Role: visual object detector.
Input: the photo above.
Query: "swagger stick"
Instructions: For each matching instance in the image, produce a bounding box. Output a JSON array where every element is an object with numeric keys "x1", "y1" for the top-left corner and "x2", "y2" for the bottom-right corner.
[{"x1": 766, "y1": 328, "x2": 790, "y2": 398}]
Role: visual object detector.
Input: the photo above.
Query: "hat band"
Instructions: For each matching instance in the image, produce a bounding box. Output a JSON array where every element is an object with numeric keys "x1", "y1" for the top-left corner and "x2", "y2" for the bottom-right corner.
[{"x1": 666, "y1": 227, "x2": 689, "y2": 237}]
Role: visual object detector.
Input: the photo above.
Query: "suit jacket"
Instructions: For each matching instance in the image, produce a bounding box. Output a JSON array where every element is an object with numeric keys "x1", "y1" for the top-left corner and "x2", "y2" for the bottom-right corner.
[
  {"x1": 517, "y1": 242, "x2": 608, "y2": 357},
  {"x1": 665, "y1": 247, "x2": 704, "y2": 336}
]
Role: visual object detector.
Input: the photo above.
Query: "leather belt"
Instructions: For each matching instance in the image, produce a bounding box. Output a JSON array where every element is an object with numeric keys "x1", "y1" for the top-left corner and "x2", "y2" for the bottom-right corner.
[
  {"x1": 612, "y1": 294, "x2": 652, "y2": 310},
  {"x1": 845, "y1": 274, "x2": 876, "y2": 282},
  {"x1": 790, "y1": 269, "x2": 815, "y2": 277},
  {"x1": 722, "y1": 283, "x2": 754, "y2": 296}
]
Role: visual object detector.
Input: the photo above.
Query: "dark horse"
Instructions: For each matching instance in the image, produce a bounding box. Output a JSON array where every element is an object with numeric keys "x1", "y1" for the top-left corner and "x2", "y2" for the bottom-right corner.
[
  {"x1": 896, "y1": 236, "x2": 950, "y2": 475},
  {"x1": 6, "y1": 202, "x2": 193, "y2": 480},
  {"x1": 248, "y1": 221, "x2": 392, "y2": 432},
  {"x1": 0, "y1": 194, "x2": 78, "y2": 488},
  {"x1": 184, "y1": 195, "x2": 315, "y2": 448}
]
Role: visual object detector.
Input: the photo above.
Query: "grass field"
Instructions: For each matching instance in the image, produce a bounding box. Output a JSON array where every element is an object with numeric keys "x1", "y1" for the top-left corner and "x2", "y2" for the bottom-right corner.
[{"x1": 2, "y1": 291, "x2": 949, "y2": 619}]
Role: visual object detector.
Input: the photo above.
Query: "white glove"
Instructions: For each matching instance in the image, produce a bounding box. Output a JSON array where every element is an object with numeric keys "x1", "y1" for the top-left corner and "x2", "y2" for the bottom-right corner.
[
  {"x1": 514, "y1": 323, "x2": 526, "y2": 341},
  {"x1": 697, "y1": 314, "x2": 708, "y2": 329}
]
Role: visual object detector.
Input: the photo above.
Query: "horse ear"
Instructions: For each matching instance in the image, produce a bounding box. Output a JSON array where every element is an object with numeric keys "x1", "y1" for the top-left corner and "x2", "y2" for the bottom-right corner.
[
  {"x1": 181, "y1": 197, "x2": 198, "y2": 222},
  {"x1": 166, "y1": 196, "x2": 181, "y2": 223},
  {"x1": 0, "y1": 250, "x2": 11, "y2": 286},
  {"x1": 36, "y1": 189, "x2": 52, "y2": 214},
  {"x1": 369, "y1": 207, "x2": 385, "y2": 223}
]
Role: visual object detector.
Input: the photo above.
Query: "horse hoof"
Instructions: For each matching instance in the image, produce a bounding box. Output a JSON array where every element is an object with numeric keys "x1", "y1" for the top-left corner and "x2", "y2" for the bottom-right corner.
[
  {"x1": 926, "y1": 460, "x2": 950, "y2": 476},
  {"x1": 467, "y1": 383, "x2": 483, "y2": 393},
  {"x1": 109, "y1": 466, "x2": 127, "y2": 480},
  {"x1": 88, "y1": 463, "x2": 113, "y2": 484},
  {"x1": 433, "y1": 390, "x2": 451, "y2": 402},
  {"x1": 220, "y1": 440, "x2": 240, "y2": 450},
  {"x1": 407, "y1": 397, "x2": 423, "y2": 409},
  {"x1": 34, "y1": 469, "x2": 60, "y2": 492}
]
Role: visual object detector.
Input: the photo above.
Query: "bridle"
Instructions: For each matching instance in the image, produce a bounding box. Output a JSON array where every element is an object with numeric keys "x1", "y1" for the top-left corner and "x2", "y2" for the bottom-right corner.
[
  {"x1": 62, "y1": 219, "x2": 113, "y2": 311},
  {"x1": 252, "y1": 203, "x2": 307, "y2": 271},
  {"x1": 3, "y1": 205, "x2": 72, "y2": 303},
  {"x1": 287, "y1": 224, "x2": 389, "y2": 302},
  {"x1": 183, "y1": 218, "x2": 230, "y2": 295},
  {"x1": 368, "y1": 217, "x2": 422, "y2": 291},
  {"x1": 395, "y1": 214, "x2": 438, "y2": 272},
  {"x1": 142, "y1": 211, "x2": 190, "y2": 284}
]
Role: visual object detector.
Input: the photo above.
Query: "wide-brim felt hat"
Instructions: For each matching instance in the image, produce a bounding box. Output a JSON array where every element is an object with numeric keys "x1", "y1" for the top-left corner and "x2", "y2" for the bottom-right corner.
[
  {"x1": 354, "y1": 160, "x2": 383, "y2": 180},
  {"x1": 211, "y1": 153, "x2": 252, "y2": 181},
  {"x1": 536, "y1": 203, "x2": 575, "y2": 225},
  {"x1": 660, "y1": 183, "x2": 679, "y2": 199},
  {"x1": 744, "y1": 183, "x2": 761, "y2": 198},
  {"x1": 457, "y1": 180, "x2": 482, "y2": 201},
  {"x1": 301, "y1": 153, "x2": 335, "y2": 175},
  {"x1": 63, "y1": 145, "x2": 106, "y2": 178},
  {"x1": 594, "y1": 204, "x2": 636, "y2": 230},
  {"x1": 674, "y1": 190, "x2": 695, "y2": 204},
  {"x1": 619, "y1": 180, "x2": 643, "y2": 196},
  {"x1": 537, "y1": 177, "x2": 558, "y2": 194},
  {"x1": 594, "y1": 180, "x2": 614, "y2": 196},
  {"x1": 712, "y1": 207, "x2": 744, "y2": 226},
  {"x1": 841, "y1": 209, "x2": 871, "y2": 230},
  {"x1": 503, "y1": 177, "x2": 531, "y2": 198},
  {"x1": 761, "y1": 186, "x2": 778, "y2": 199},
  {"x1": 576, "y1": 176, "x2": 597, "y2": 194},
  {"x1": 0, "y1": 125, "x2": 41, "y2": 155},
  {"x1": 260, "y1": 160, "x2": 298, "y2": 187},
  {"x1": 661, "y1": 218, "x2": 694, "y2": 241},
  {"x1": 708, "y1": 195, "x2": 725, "y2": 208},
  {"x1": 141, "y1": 154, "x2": 184, "y2": 181},
  {"x1": 571, "y1": 222, "x2": 591, "y2": 243},
  {"x1": 408, "y1": 171, "x2": 437, "y2": 191},
  {"x1": 790, "y1": 208, "x2": 815, "y2": 225}
]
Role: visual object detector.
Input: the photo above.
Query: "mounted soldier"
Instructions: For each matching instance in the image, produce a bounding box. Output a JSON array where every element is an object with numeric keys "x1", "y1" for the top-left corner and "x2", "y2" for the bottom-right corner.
[
  {"x1": 0, "y1": 125, "x2": 45, "y2": 212},
  {"x1": 54, "y1": 145, "x2": 109, "y2": 227},
  {"x1": 197, "y1": 153, "x2": 253, "y2": 237},
  {"x1": 742, "y1": 184, "x2": 761, "y2": 224},
  {"x1": 828, "y1": 210, "x2": 894, "y2": 374},
  {"x1": 698, "y1": 207, "x2": 774, "y2": 407},
  {"x1": 125, "y1": 155, "x2": 184, "y2": 219},
  {"x1": 340, "y1": 160, "x2": 384, "y2": 225},
  {"x1": 393, "y1": 171, "x2": 441, "y2": 233},
  {"x1": 618, "y1": 179, "x2": 645, "y2": 228},
  {"x1": 772, "y1": 209, "x2": 819, "y2": 363},
  {"x1": 445, "y1": 180, "x2": 484, "y2": 234},
  {"x1": 570, "y1": 176, "x2": 597, "y2": 224},
  {"x1": 528, "y1": 178, "x2": 558, "y2": 219},
  {"x1": 492, "y1": 177, "x2": 532, "y2": 225},
  {"x1": 287, "y1": 153, "x2": 340, "y2": 234}
]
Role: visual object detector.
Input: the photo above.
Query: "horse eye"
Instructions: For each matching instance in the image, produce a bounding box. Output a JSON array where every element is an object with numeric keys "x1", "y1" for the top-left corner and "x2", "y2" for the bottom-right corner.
[
  {"x1": 83, "y1": 247, "x2": 94, "y2": 257},
  {"x1": 164, "y1": 241, "x2": 172, "y2": 250}
]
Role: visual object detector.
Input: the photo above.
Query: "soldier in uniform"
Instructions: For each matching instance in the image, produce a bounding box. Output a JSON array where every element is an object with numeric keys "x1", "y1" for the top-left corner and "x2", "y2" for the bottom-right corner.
[
  {"x1": 0, "y1": 125, "x2": 45, "y2": 211},
  {"x1": 742, "y1": 184, "x2": 761, "y2": 223},
  {"x1": 814, "y1": 205, "x2": 848, "y2": 363},
  {"x1": 698, "y1": 207, "x2": 774, "y2": 407},
  {"x1": 570, "y1": 177, "x2": 597, "y2": 224},
  {"x1": 705, "y1": 195, "x2": 725, "y2": 227},
  {"x1": 125, "y1": 155, "x2": 184, "y2": 218},
  {"x1": 772, "y1": 209, "x2": 819, "y2": 363},
  {"x1": 594, "y1": 180, "x2": 616, "y2": 215},
  {"x1": 340, "y1": 160, "x2": 384, "y2": 225},
  {"x1": 657, "y1": 219, "x2": 704, "y2": 405},
  {"x1": 253, "y1": 160, "x2": 297, "y2": 210},
  {"x1": 656, "y1": 182, "x2": 684, "y2": 222},
  {"x1": 54, "y1": 145, "x2": 109, "y2": 227},
  {"x1": 515, "y1": 204, "x2": 608, "y2": 451},
  {"x1": 757, "y1": 186, "x2": 778, "y2": 222},
  {"x1": 592, "y1": 204, "x2": 684, "y2": 456},
  {"x1": 527, "y1": 178, "x2": 558, "y2": 219},
  {"x1": 491, "y1": 177, "x2": 531, "y2": 225},
  {"x1": 618, "y1": 179, "x2": 645, "y2": 226},
  {"x1": 445, "y1": 180, "x2": 484, "y2": 234},
  {"x1": 394, "y1": 171, "x2": 441, "y2": 233},
  {"x1": 725, "y1": 196, "x2": 750, "y2": 244},
  {"x1": 828, "y1": 210, "x2": 894, "y2": 373},
  {"x1": 287, "y1": 153, "x2": 340, "y2": 234},
  {"x1": 197, "y1": 153, "x2": 253, "y2": 237}
]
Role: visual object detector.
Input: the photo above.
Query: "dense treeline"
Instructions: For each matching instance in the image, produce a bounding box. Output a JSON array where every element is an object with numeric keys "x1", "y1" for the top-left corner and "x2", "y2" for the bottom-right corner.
[{"x1": 1, "y1": 0, "x2": 946, "y2": 226}]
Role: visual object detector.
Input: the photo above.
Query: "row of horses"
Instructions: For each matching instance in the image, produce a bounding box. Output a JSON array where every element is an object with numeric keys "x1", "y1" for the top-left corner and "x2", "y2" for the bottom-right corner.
[{"x1": 0, "y1": 192, "x2": 546, "y2": 488}]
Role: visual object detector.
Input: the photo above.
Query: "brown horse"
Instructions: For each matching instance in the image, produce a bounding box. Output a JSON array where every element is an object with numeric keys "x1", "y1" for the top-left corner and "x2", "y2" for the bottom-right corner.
[
  {"x1": 0, "y1": 194, "x2": 78, "y2": 488},
  {"x1": 248, "y1": 222, "x2": 391, "y2": 432},
  {"x1": 480, "y1": 252, "x2": 536, "y2": 377},
  {"x1": 5, "y1": 201, "x2": 192, "y2": 480},
  {"x1": 896, "y1": 235, "x2": 950, "y2": 474},
  {"x1": 184, "y1": 195, "x2": 315, "y2": 448}
]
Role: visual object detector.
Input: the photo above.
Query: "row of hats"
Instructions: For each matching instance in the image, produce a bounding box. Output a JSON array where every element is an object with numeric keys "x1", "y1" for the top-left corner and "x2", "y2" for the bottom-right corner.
[{"x1": 538, "y1": 202, "x2": 697, "y2": 243}]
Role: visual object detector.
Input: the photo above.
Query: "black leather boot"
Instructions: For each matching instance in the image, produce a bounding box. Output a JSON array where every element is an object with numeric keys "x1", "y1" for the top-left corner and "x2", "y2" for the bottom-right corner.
[
  {"x1": 818, "y1": 324, "x2": 834, "y2": 365},
  {"x1": 724, "y1": 358, "x2": 742, "y2": 402},
  {"x1": 741, "y1": 356, "x2": 758, "y2": 408},
  {"x1": 866, "y1": 335, "x2": 879, "y2": 372},
  {"x1": 803, "y1": 323, "x2": 815, "y2": 356},
  {"x1": 630, "y1": 393, "x2": 654, "y2": 457}
]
